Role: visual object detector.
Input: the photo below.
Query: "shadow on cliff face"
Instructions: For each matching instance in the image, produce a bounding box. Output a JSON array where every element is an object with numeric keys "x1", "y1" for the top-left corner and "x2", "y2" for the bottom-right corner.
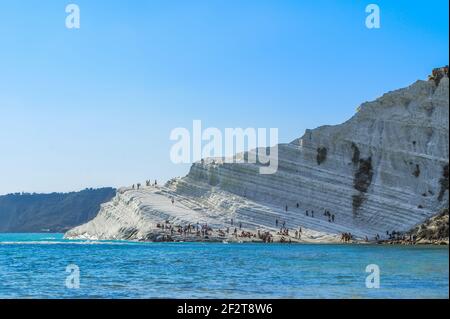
[
  {"x1": 413, "y1": 164, "x2": 421, "y2": 178},
  {"x1": 316, "y1": 147, "x2": 327, "y2": 165},
  {"x1": 351, "y1": 144, "x2": 373, "y2": 216},
  {"x1": 351, "y1": 143, "x2": 360, "y2": 165},
  {"x1": 438, "y1": 164, "x2": 449, "y2": 202},
  {"x1": 354, "y1": 158, "x2": 373, "y2": 193},
  {"x1": 208, "y1": 165, "x2": 220, "y2": 186}
]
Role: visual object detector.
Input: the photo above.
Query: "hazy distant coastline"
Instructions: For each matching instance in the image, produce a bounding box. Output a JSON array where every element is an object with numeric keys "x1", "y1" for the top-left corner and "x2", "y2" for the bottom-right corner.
[{"x1": 0, "y1": 188, "x2": 116, "y2": 233}]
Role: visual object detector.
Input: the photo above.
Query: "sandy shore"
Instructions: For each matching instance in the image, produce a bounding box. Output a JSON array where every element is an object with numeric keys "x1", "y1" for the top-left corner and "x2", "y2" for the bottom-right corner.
[
  {"x1": 127, "y1": 222, "x2": 349, "y2": 244},
  {"x1": 129, "y1": 225, "x2": 449, "y2": 245}
]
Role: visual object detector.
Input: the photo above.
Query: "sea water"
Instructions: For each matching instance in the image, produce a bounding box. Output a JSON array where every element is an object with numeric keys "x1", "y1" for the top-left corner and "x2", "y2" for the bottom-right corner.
[{"x1": 0, "y1": 233, "x2": 448, "y2": 299}]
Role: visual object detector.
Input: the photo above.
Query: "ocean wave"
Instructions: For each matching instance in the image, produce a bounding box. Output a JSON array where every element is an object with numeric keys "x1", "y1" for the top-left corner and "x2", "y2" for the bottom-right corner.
[{"x1": 0, "y1": 240, "x2": 142, "y2": 246}]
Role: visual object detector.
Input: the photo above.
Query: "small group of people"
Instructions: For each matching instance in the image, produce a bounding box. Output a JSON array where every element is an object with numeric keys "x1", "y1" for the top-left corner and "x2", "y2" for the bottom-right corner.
[
  {"x1": 294, "y1": 227, "x2": 302, "y2": 239},
  {"x1": 286, "y1": 202, "x2": 336, "y2": 223},
  {"x1": 384, "y1": 231, "x2": 416, "y2": 243},
  {"x1": 156, "y1": 221, "x2": 214, "y2": 238},
  {"x1": 131, "y1": 179, "x2": 158, "y2": 190},
  {"x1": 145, "y1": 179, "x2": 157, "y2": 186},
  {"x1": 275, "y1": 219, "x2": 305, "y2": 241},
  {"x1": 306, "y1": 210, "x2": 314, "y2": 218},
  {"x1": 341, "y1": 232, "x2": 353, "y2": 243},
  {"x1": 324, "y1": 210, "x2": 335, "y2": 223},
  {"x1": 386, "y1": 230, "x2": 401, "y2": 240},
  {"x1": 284, "y1": 203, "x2": 338, "y2": 224},
  {"x1": 238, "y1": 231, "x2": 256, "y2": 238},
  {"x1": 156, "y1": 221, "x2": 172, "y2": 230},
  {"x1": 277, "y1": 228, "x2": 290, "y2": 236},
  {"x1": 257, "y1": 230, "x2": 274, "y2": 243}
]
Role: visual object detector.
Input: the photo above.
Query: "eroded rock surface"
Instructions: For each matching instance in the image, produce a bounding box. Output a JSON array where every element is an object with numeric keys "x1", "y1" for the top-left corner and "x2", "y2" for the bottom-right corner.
[{"x1": 66, "y1": 71, "x2": 449, "y2": 242}]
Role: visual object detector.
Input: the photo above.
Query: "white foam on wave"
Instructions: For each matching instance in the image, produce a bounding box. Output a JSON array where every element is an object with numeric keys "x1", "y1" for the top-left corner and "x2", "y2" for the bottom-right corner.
[{"x1": 0, "y1": 240, "x2": 143, "y2": 246}]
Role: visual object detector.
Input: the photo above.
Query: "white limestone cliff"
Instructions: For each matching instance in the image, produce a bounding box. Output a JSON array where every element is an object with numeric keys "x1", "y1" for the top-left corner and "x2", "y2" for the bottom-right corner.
[{"x1": 65, "y1": 71, "x2": 449, "y2": 242}]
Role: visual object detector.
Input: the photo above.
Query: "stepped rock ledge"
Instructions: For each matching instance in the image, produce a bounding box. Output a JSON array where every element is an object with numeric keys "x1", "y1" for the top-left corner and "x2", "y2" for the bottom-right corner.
[{"x1": 66, "y1": 68, "x2": 449, "y2": 243}]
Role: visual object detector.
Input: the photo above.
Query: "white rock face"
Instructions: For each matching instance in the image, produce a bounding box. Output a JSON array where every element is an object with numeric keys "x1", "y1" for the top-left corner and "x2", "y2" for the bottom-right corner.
[{"x1": 66, "y1": 76, "x2": 449, "y2": 241}]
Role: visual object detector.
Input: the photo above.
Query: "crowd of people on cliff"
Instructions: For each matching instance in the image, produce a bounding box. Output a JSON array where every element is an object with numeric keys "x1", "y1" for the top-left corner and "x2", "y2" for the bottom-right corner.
[
  {"x1": 151, "y1": 209, "x2": 413, "y2": 245},
  {"x1": 126, "y1": 182, "x2": 381, "y2": 244},
  {"x1": 154, "y1": 218, "x2": 302, "y2": 243},
  {"x1": 156, "y1": 221, "x2": 214, "y2": 238},
  {"x1": 155, "y1": 223, "x2": 386, "y2": 245},
  {"x1": 124, "y1": 178, "x2": 442, "y2": 245},
  {"x1": 152, "y1": 198, "x2": 347, "y2": 243}
]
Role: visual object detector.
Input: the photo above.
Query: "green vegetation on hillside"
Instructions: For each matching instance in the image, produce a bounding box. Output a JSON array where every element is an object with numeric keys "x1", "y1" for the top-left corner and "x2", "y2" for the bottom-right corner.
[{"x1": 0, "y1": 188, "x2": 116, "y2": 232}]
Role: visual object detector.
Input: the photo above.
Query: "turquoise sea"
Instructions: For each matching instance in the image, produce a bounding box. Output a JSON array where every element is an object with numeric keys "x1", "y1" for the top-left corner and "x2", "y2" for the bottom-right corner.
[{"x1": 0, "y1": 233, "x2": 448, "y2": 299}]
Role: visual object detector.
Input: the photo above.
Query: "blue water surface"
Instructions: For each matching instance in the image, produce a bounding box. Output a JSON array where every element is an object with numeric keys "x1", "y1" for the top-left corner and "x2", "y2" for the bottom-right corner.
[{"x1": 0, "y1": 233, "x2": 448, "y2": 299}]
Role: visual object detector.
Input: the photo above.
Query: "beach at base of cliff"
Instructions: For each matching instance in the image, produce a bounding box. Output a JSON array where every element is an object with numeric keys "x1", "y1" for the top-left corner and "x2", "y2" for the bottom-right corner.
[{"x1": 66, "y1": 223, "x2": 449, "y2": 245}]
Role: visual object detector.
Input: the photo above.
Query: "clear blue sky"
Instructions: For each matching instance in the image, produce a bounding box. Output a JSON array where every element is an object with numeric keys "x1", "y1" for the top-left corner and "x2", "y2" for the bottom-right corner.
[{"x1": 0, "y1": 0, "x2": 448, "y2": 194}]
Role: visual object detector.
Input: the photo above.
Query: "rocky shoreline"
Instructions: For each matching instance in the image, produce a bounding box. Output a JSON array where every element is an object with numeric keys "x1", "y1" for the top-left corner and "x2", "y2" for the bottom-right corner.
[{"x1": 379, "y1": 208, "x2": 449, "y2": 245}]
